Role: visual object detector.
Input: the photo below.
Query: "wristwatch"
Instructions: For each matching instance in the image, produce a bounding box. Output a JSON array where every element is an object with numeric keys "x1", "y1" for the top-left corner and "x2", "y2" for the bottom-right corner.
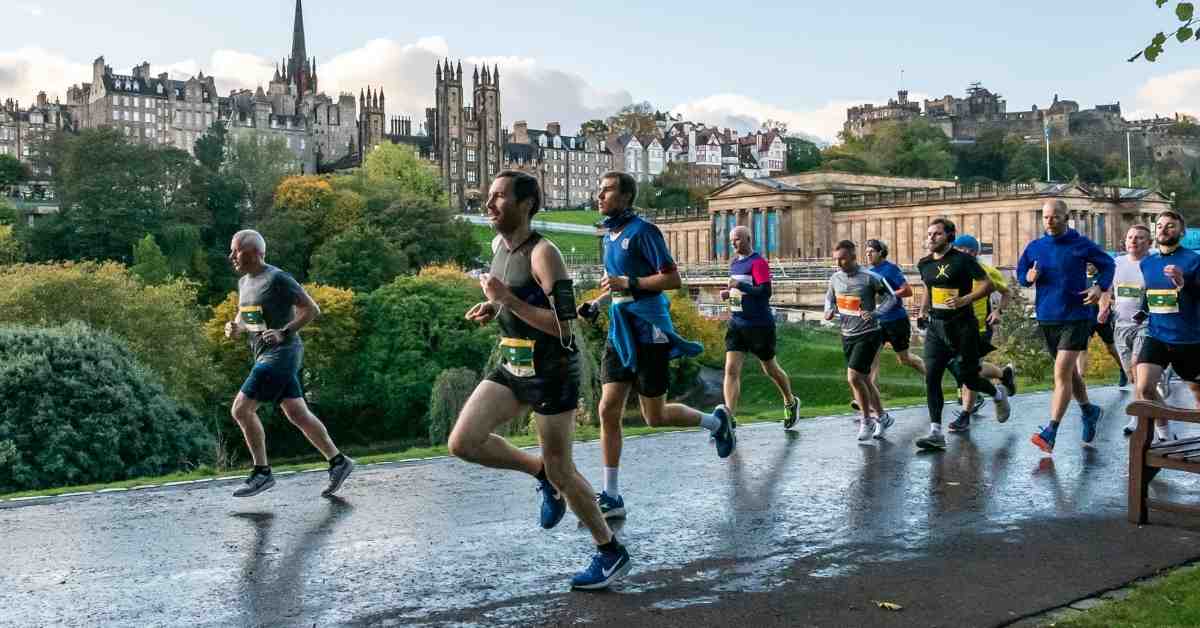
[{"x1": 628, "y1": 275, "x2": 640, "y2": 291}]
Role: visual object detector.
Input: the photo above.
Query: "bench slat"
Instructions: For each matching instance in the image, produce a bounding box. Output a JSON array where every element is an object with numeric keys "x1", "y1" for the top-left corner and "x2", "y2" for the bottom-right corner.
[
  {"x1": 1150, "y1": 437, "x2": 1200, "y2": 455},
  {"x1": 1126, "y1": 400, "x2": 1200, "y2": 423},
  {"x1": 1147, "y1": 455, "x2": 1200, "y2": 473}
]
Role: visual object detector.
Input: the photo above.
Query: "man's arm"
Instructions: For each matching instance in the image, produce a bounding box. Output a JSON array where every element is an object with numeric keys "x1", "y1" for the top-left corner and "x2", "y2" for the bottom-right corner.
[
  {"x1": 1016, "y1": 245, "x2": 1034, "y2": 287},
  {"x1": 1087, "y1": 242, "x2": 1117, "y2": 291},
  {"x1": 824, "y1": 281, "x2": 837, "y2": 320},
  {"x1": 284, "y1": 288, "x2": 321, "y2": 334},
  {"x1": 504, "y1": 241, "x2": 572, "y2": 338},
  {"x1": 873, "y1": 273, "x2": 898, "y2": 314}
]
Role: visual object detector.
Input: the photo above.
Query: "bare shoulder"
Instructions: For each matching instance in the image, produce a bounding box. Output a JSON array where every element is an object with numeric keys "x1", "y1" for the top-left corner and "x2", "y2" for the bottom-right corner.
[{"x1": 531, "y1": 237, "x2": 568, "y2": 282}]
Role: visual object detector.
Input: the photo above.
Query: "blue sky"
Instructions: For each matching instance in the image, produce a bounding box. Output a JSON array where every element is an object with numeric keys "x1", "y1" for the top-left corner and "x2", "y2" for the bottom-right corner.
[{"x1": 2, "y1": 1, "x2": 1198, "y2": 141}]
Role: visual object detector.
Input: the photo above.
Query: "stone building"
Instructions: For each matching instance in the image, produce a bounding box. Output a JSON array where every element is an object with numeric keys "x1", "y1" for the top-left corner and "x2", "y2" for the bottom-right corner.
[
  {"x1": 504, "y1": 121, "x2": 613, "y2": 209},
  {"x1": 0, "y1": 93, "x2": 74, "y2": 200},
  {"x1": 427, "y1": 60, "x2": 502, "y2": 211},
  {"x1": 64, "y1": 0, "x2": 357, "y2": 173},
  {"x1": 649, "y1": 172, "x2": 1172, "y2": 269},
  {"x1": 844, "y1": 90, "x2": 922, "y2": 140}
]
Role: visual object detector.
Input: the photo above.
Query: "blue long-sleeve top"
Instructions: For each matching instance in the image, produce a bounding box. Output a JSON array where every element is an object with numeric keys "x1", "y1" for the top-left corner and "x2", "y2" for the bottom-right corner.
[
  {"x1": 1140, "y1": 246, "x2": 1200, "y2": 344},
  {"x1": 608, "y1": 293, "x2": 704, "y2": 370},
  {"x1": 1016, "y1": 228, "x2": 1115, "y2": 322}
]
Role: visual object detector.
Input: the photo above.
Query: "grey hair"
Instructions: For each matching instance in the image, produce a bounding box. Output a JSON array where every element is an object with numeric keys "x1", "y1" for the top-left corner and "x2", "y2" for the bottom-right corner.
[
  {"x1": 233, "y1": 229, "x2": 266, "y2": 255},
  {"x1": 1043, "y1": 198, "x2": 1069, "y2": 216},
  {"x1": 731, "y1": 225, "x2": 752, "y2": 241}
]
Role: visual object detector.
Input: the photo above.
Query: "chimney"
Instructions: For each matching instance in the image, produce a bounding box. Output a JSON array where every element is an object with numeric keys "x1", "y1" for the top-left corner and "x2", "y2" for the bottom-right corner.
[
  {"x1": 513, "y1": 120, "x2": 529, "y2": 144},
  {"x1": 547, "y1": 121, "x2": 561, "y2": 136},
  {"x1": 36, "y1": 91, "x2": 48, "y2": 108}
]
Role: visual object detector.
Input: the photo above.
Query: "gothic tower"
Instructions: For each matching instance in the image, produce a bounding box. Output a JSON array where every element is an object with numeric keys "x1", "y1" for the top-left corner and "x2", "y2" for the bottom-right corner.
[
  {"x1": 435, "y1": 59, "x2": 465, "y2": 209},
  {"x1": 473, "y1": 63, "x2": 502, "y2": 203},
  {"x1": 358, "y1": 86, "x2": 386, "y2": 159},
  {"x1": 285, "y1": 0, "x2": 315, "y2": 98}
]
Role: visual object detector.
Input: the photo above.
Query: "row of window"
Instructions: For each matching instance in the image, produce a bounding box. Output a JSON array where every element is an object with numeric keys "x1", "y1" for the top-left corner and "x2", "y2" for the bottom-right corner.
[{"x1": 541, "y1": 149, "x2": 609, "y2": 163}]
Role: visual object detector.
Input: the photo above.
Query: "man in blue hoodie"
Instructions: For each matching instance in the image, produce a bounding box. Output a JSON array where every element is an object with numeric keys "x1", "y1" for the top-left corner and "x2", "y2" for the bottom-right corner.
[
  {"x1": 577, "y1": 171, "x2": 736, "y2": 521},
  {"x1": 1017, "y1": 199, "x2": 1115, "y2": 453}
]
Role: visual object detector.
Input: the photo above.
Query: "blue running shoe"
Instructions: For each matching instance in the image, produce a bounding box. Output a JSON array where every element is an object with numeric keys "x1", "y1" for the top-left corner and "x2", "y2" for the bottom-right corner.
[
  {"x1": 1118, "y1": 368, "x2": 1129, "y2": 390},
  {"x1": 712, "y1": 405, "x2": 737, "y2": 458},
  {"x1": 1081, "y1": 403, "x2": 1102, "y2": 444},
  {"x1": 571, "y1": 545, "x2": 632, "y2": 590},
  {"x1": 537, "y1": 476, "x2": 566, "y2": 530},
  {"x1": 1031, "y1": 424, "x2": 1057, "y2": 453},
  {"x1": 596, "y1": 491, "x2": 626, "y2": 519}
]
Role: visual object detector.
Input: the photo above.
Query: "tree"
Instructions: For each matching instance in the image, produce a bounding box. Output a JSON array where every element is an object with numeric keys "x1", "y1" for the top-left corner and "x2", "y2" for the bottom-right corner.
[
  {"x1": 0, "y1": 154, "x2": 28, "y2": 190},
  {"x1": 0, "y1": 323, "x2": 210, "y2": 492},
  {"x1": 194, "y1": 120, "x2": 228, "y2": 172},
  {"x1": 130, "y1": 234, "x2": 171, "y2": 285},
  {"x1": 0, "y1": 225, "x2": 23, "y2": 265},
  {"x1": 1130, "y1": 1, "x2": 1198, "y2": 61},
  {"x1": 607, "y1": 102, "x2": 660, "y2": 137},
  {"x1": 225, "y1": 131, "x2": 298, "y2": 221},
  {"x1": 362, "y1": 143, "x2": 446, "y2": 205},
  {"x1": 579, "y1": 119, "x2": 610, "y2": 138},
  {"x1": 427, "y1": 367, "x2": 479, "y2": 445},
  {"x1": 310, "y1": 225, "x2": 408, "y2": 293},
  {"x1": 761, "y1": 119, "x2": 789, "y2": 135},
  {"x1": 785, "y1": 137, "x2": 823, "y2": 173},
  {"x1": 0, "y1": 198, "x2": 17, "y2": 226}
]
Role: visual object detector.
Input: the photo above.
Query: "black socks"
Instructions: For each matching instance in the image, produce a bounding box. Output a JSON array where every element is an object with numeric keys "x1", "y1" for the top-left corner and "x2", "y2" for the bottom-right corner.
[
  {"x1": 329, "y1": 453, "x2": 345, "y2": 467},
  {"x1": 598, "y1": 537, "x2": 623, "y2": 554},
  {"x1": 253, "y1": 465, "x2": 271, "y2": 476}
]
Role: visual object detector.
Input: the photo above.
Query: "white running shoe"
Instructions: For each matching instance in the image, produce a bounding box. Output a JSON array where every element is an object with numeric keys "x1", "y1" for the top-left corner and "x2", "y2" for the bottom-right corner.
[
  {"x1": 857, "y1": 419, "x2": 875, "y2": 441},
  {"x1": 1123, "y1": 416, "x2": 1139, "y2": 436},
  {"x1": 873, "y1": 413, "x2": 894, "y2": 439}
]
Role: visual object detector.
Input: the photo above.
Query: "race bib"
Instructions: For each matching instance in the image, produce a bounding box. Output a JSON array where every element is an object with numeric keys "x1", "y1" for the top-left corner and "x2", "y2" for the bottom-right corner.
[
  {"x1": 611, "y1": 290, "x2": 634, "y2": 304},
  {"x1": 500, "y1": 337, "x2": 536, "y2": 378},
  {"x1": 930, "y1": 287, "x2": 957, "y2": 310},
  {"x1": 729, "y1": 288, "x2": 744, "y2": 313},
  {"x1": 1116, "y1": 284, "x2": 1143, "y2": 304},
  {"x1": 239, "y1": 305, "x2": 267, "y2": 332},
  {"x1": 1147, "y1": 289, "x2": 1180, "y2": 315},
  {"x1": 836, "y1": 294, "x2": 863, "y2": 317}
]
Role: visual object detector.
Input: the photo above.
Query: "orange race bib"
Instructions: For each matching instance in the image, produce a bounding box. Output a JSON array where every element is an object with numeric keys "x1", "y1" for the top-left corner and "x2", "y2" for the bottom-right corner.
[{"x1": 836, "y1": 294, "x2": 863, "y2": 316}]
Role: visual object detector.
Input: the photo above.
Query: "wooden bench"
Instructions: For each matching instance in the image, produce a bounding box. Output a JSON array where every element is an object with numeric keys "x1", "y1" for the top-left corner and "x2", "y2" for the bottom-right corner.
[{"x1": 1128, "y1": 400, "x2": 1200, "y2": 524}]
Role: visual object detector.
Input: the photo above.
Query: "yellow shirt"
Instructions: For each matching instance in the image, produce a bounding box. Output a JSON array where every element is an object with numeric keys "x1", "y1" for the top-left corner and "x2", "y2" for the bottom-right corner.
[{"x1": 972, "y1": 262, "x2": 1008, "y2": 332}]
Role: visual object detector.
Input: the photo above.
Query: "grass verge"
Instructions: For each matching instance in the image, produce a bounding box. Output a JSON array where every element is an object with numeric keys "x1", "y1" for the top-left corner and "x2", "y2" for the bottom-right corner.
[{"x1": 1055, "y1": 562, "x2": 1200, "y2": 627}]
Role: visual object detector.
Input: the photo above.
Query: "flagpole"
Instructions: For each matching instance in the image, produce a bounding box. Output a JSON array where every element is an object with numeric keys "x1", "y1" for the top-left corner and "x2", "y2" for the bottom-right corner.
[
  {"x1": 1044, "y1": 117, "x2": 1051, "y2": 182},
  {"x1": 1126, "y1": 130, "x2": 1133, "y2": 187}
]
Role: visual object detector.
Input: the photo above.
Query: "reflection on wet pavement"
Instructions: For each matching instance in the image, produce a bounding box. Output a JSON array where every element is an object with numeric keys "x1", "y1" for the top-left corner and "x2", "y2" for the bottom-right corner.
[{"x1": 4, "y1": 387, "x2": 1200, "y2": 626}]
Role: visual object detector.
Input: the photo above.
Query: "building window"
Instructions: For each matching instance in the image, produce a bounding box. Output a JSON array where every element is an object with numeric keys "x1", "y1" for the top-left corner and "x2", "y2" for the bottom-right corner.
[
  {"x1": 466, "y1": 149, "x2": 477, "y2": 162},
  {"x1": 113, "y1": 110, "x2": 120, "y2": 121}
]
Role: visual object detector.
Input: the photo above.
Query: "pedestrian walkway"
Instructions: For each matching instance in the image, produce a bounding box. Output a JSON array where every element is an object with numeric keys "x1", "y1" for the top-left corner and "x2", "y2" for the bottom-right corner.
[{"x1": 4, "y1": 387, "x2": 1200, "y2": 626}]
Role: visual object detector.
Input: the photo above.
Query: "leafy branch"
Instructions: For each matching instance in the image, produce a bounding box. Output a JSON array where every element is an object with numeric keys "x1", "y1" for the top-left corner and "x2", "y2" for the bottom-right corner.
[{"x1": 1130, "y1": 1, "x2": 1198, "y2": 61}]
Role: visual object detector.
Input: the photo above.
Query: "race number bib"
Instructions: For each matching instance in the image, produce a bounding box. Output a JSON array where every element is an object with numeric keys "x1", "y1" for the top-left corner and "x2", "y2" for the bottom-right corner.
[
  {"x1": 239, "y1": 305, "x2": 267, "y2": 332},
  {"x1": 1116, "y1": 284, "x2": 1144, "y2": 304},
  {"x1": 836, "y1": 294, "x2": 863, "y2": 317},
  {"x1": 1147, "y1": 289, "x2": 1180, "y2": 315},
  {"x1": 930, "y1": 287, "x2": 957, "y2": 310},
  {"x1": 500, "y1": 337, "x2": 537, "y2": 378},
  {"x1": 611, "y1": 290, "x2": 634, "y2": 304},
  {"x1": 729, "y1": 288, "x2": 744, "y2": 313}
]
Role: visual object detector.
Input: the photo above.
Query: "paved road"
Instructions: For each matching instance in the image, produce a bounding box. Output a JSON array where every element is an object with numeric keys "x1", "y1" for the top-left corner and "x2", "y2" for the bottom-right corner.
[{"x1": 5, "y1": 386, "x2": 1200, "y2": 627}]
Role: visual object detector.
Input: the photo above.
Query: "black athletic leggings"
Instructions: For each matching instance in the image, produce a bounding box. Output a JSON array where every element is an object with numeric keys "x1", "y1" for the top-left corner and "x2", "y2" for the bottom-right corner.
[{"x1": 924, "y1": 316, "x2": 998, "y2": 423}]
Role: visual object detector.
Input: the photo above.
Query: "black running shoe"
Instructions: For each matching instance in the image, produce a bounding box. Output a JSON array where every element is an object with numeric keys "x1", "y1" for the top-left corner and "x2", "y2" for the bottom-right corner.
[
  {"x1": 322, "y1": 456, "x2": 355, "y2": 497},
  {"x1": 1002, "y1": 363, "x2": 1017, "y2": 396},
  {"x1": 948, "y1": 411, "x2": 971, "y2": 433},
  {"x1": 234, "y1": 470, "x2": 275, "y2": 498}
]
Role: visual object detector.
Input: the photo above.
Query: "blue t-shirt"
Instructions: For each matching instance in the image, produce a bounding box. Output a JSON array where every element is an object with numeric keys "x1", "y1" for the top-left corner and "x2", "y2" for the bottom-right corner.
[
  {"x1": 869, "y1": 260, "x2": 908, "y2": 323},
  {"x1": 603, "y1": 215, "x2": 678, "y2": 343},
  {"x1": 729, "y1": 252, "x2": 774, "y2": 328},
  {"x1": 1140, "y1": 247, "x2": 1200, "y2": 345}
]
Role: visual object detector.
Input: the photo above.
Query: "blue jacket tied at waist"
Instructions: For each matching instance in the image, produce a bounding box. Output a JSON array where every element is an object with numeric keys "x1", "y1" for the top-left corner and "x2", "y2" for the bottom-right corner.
[{"x1": 608, "y1": 293, "x2": 704, "y2": 371}]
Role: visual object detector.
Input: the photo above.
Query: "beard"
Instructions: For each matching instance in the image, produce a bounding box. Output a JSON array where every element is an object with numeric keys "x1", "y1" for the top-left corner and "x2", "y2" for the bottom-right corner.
[{"x1": 1158, "y1": 234, "x2": 1182, "y2": 247}]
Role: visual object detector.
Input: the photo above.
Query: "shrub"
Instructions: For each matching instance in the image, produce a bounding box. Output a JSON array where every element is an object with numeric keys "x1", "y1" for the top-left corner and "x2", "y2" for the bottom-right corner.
[
  {"x1": 0, "y1": 262, "x2": 218, "y2": 408},
  {"x1": 427, "y1": 367, "x2": 479, "y2": 445},
  {"x1": 0, "y1": 323, "x2": 210, "y2": 492},
  {"x1": 994, "y1": 291, "x2": 1054, "y2": 384}
]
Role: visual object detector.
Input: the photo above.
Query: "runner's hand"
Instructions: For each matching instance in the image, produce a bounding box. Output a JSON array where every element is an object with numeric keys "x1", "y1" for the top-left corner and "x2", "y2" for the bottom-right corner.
[
  {"x1": 479, "y1": 273, "x2": 511, "y2": 304},
  {"x1": 261, "y1": 329, "x2": 285, "y2": 345},
  {"x1": 987, "y1": 310, "x2": 1002, "y2": 326},
  {"x1": 602, "y1": 275, "x2": 629, "y2": 292},
  {"x1": 824, "y1": 310, "x2": 835, "y2": 321},
  {"x1": 1025, "y1": 261, "x2": 1039, "y2": 284},
  {"x1": 944, "y1": 295, "x2": 966, "y2": 309},
  {"x1": 224, "y1": 320, "x2": 241, "y2": 339},
  {"x1": 1080, "y1": 284, "x2": 1102, "y2": 305},
  {"x1": 860, "y1": 310, "x2": 875, "y2": 323},
  {"x1": 727, "y1": 278, "x2": 739, "y2": 289},
  {"x1": 1097, "y1": 307, "x2": 1110, "y2": 325},
  {"x1": 719, "y1": 289, "x2": 731, "y2": 301},
  {"x1": 466, "y1": 301, "x2": 497, "y2": 324},
  {"x1": 1164, "y1": 264, "x2": 1184, "y2": 289}
]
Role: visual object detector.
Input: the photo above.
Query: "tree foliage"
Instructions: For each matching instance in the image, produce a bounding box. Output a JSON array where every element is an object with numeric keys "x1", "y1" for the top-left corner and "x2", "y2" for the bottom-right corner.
[
  {"x1": 0, "y1": 323, "x2": 210, "y2": 492},
  {"x1": 785, "y1": 137, "x2": 823, "y2": 174},
  {"x1": 427, "y1": 367, "x2": 479, "y2": 445},
  {"x1": 606, "y1": 102, "x2": 660, "y2": 137},
  {"x1": 1130, "y1": 1, "x2": 1198, "y2": 61},
  {"x1": 130, "y1": 234, "x2": 171, "y2": 285},
  {"x1": 310, "y1": 225, "x2": 408, "y2": 293},
  {"x1": 225, "y1": 131, "x2": 298, "y2": 221},
  {"x1": 0, "y1": 225, "x2": 24, "y2": 265},
  {"x1": 0, "y1": 154, "x2": 29, "y2": 189}
]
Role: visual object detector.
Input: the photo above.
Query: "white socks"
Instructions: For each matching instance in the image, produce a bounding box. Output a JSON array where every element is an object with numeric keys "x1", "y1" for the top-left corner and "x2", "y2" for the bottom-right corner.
[
  {"x1": 930, "y1": 423, "x2": 943, "y2": 435},
  {"x1": 699, "y1": 412, "x2": 722, "y2": 433},
  {"x1": 603, "y1": 467, "x2": 620, "y2": 498}
]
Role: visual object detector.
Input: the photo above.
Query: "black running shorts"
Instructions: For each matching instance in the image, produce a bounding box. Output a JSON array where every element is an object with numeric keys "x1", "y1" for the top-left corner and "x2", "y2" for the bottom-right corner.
[
  {"x1": 485, "y1": 352, "x2": 580, "y2": 416},
  {"x1": 878, "y1": 317, "x2": 912, "y2": 353},
  {"x1": 842, "y1": 330, "x2": 884, "y2": 375},
  {"x1": 601, "y1": 340, "x2": 671, "y2": 398},
  {"x1": 725, "y1": 324, "x2": 777, "y2": 361},
  {"x1": 1137, "y1": 336, "x2": 1200, "y2": 383},
  {"x1": 1040, "y1": 320, "x2": 1092, "y2": 355}
]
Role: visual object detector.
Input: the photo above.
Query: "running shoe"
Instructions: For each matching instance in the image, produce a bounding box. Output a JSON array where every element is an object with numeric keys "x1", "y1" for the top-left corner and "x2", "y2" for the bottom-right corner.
[
  {"x1": 783, "y1": 397, "x2": 802, "y2": 430},
  {"x1": 596, "y1": 491, "x2": 626, "y2": 519},
  {"x1": 1118, "y1": 368, "x2": 1129, "y2": 390},
  {"x1": 849, "y1": 399, "x2": 861, "y2": 412},
  {"x1": 915, "y1": 431, "x2": 946, "y2": 451},
  {"x1": 322, "y1": 455, "x2": 355, "y2": 497},
  {"x1": 1154, "y1": 425, "x2": 1178, "y2": 444},
  {"x1": 873, "y1": 413, "x2": 894, "y2": 439},
  {"x1": 993, "y1": 387, "x2": 1011, "y2": 423},
  {"x1": 1158, "y1": 371, "x2": 1173, "y2": 401},
  {"x1": 713, "y1": 405, "x2": 737, "y2": 458},
  {"x1": 537, "y1": 474, "x2": 567, "y2": 529},
  {"x1": 233, "y1": 469, "x2": 275, "y2": 498},
  {"x1": 1123, "y1": 416, "x2": 1139, "y2": 436},
  {"x1": 571, "y1": 544, "x2": 632, "y2": 590},
  {"x1": 857, "y1": 419, "x2": 875, "y2": 441},
  {"x1": 968, "y1": 395, "x2": 986, "y2": 416},
  {"x1": 1031, "y1": 424, "x2": 1057, "y2": 453},
  {"x1": 1081, "y1": 403, "x2": 1102, "y2": 444},
  {"x1": 948, "y1": 411, "x2": 971, "y2": 433},
  {"x1": 1002, "y1": 363, "x2": 1018, "y2": 396}
]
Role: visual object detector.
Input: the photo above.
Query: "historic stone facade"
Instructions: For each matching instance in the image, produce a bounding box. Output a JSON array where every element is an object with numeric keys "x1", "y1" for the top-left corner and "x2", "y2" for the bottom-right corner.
[
  {"x1": 650, "y1": 172, "x2": 1172, "y2": 269},
  {"x1": 0, "y1": 93, "x2": 74, "y2": 200},
  {"x1": 64, "y1": 0, "x2": 357, "y2": 173},
  {"x1": 426, "y1": 61, "x2": 502, "y2": 211},
  {"x1": 503, "y1": 121, "x2": 613, "y2": 209}
]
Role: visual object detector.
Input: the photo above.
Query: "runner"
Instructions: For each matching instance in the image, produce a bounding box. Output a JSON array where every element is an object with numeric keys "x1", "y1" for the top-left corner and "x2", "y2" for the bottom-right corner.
[
  {"x1": 860, "y1": 239, "x2": 926, "y2": 410},
  {"x1": 946, "y1": 234, "x2": 1017, "y2": 433},
  {"x1": 577, "y1": 171, "x2": 735, "y2": 520},
  {"x1": 1111, "y1": 225, "x2": 1153, "y2": 435},
  {"x1": 914, "y1": 219, "x2": 1011, "y2": 451},
  {"x1": 224, "y1": 229, "x2": 354, "y2": 498},
  {"x1": 1018, "y1": 199, "x2": 1115, "y2": 453},
  {"x1": 720, "y1": 225, "x2": 801, "y2": 429},
  {"x1": 449, "y1": 171, "x2": 630, "y2": 590},
  {"x1": 1134, "y1": 211, "x2": 1200, "y2": 442},
  {"x1": 1074, "y1": 263, "x2": 1125, "y2": 385},
  {"x1": 824, "y1": 240, "x2": 898, "y2": 440}
]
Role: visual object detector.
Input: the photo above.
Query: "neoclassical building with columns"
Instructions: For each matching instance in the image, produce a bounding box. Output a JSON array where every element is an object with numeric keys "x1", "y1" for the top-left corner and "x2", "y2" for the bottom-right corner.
[{"x1": 651, "y1": 172, "x2": 1173, "y2": 269}]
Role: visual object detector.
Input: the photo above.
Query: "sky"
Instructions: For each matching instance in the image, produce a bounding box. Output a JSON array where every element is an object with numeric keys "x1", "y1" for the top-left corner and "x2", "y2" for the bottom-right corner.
[{"x1": 2, "y1": 0, "x2": 1199, "y2": 143}]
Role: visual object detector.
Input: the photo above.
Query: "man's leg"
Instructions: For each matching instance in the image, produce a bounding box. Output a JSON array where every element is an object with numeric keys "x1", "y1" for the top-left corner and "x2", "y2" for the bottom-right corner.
[
  {"x1": 1051, "y1": 350, "x2": 1087, "y2": 422},
  {"x1": 760, "y1": 358, "x2": 795, "y2": 405},
  {"x1": 847, "y1": 369, "x2": 872, "y2": 423},
  {"x1": 448, "y1": 381, "x2": 541, "y2": 475},
  {"x1": 869, "y1": 349, "x2": 884, "y2": 392},
  {"x1": 279, "y1": 397, "x2": 341, "y2": 460},
  {"x1": 1075, "y1": 348, "x2": 1090, "y2": 380},
  {"x1": 1135, "y1": 362, "x2": 1171, "y2": 434},
  {"x1": 537, "y1": 412, "x2": 613, "y2": 545},
  {"x1": 923, "y1": 325, "x2": 954, "y2": 426},
  {"x1": 638, "y1": 394, "x2": 705, "y2": 428},
  {"x1": 231, "y1": 392, "x2": 268, "y2": 466},
  {"x1": 598, "y1": 381, "x2": 633, "y2": 502},
  {"x1": 723, "y1": 351, "x2": 746, "y2": 415},
  {"x1": 896, "y1": 349, "x2": 926, "y2": 376}
]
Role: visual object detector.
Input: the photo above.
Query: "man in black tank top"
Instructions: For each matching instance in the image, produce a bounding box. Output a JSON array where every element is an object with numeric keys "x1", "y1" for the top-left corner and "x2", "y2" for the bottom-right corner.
[{"x1": 448, "y1": 171, "x2": 631, "y2": 590}]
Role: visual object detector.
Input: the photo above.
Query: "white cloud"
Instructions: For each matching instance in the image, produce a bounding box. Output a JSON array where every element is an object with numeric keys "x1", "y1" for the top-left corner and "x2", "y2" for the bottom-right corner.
[
  {"x1": 17, "y1": 4, "x2": 43, "y2": 17},
  {"x1": 0, "y1": 47, "x2": 89, "y2": 103},
  {"x1": 1126, "y1": 68, "x2": 1200, "y2": 121}
]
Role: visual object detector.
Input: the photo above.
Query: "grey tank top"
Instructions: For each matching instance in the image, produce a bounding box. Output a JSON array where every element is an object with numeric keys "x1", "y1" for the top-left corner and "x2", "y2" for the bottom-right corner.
[{"x1": 490, "y1": 232, "x2": 575, "y2": 362}]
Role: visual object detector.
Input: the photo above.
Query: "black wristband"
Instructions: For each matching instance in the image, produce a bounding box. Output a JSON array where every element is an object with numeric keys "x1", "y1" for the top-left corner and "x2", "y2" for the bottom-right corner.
[{"x1": 629, "y1": 275, "x2": 640, "y2": 291}]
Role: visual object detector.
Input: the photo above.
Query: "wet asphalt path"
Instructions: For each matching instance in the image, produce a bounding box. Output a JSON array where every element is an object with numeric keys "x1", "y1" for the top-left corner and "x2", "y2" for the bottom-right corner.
[{"x1": 5, "y1": 386, "x2": 1200, "y2": 627}]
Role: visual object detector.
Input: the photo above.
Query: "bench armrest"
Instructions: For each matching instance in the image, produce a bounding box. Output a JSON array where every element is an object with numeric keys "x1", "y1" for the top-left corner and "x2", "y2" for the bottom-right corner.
[{"x1": 1126, "y1": 400, "x2": 1200, "y2": 424}]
